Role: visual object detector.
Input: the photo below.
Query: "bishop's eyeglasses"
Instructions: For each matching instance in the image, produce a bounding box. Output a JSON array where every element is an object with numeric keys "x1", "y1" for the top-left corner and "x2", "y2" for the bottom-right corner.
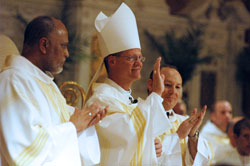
[{"x1": 117, "y1": 55, "x2": 146, "y2": 63}]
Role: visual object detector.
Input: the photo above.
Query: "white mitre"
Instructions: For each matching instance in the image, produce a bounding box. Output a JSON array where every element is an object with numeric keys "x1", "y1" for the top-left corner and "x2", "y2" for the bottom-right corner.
[
  {"x1": 86, "y1": 3, "x2": 141, "y2": 101},
  {"x1": 95, "y1": 2, "x2": 141, "y2": 57}
]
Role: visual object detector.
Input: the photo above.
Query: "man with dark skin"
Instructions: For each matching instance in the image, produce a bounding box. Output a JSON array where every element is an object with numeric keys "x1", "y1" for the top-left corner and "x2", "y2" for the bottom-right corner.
[
  {"x1": 0, "y1": 16, "x2": 107, "y2": 166},
  {"x1": 21, "y1": 16, "x2": 106, "y2": 131}
]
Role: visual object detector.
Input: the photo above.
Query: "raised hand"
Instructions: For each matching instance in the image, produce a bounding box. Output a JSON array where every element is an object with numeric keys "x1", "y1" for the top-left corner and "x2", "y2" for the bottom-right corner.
[
  {"x1": 177, "y1": 114, "x2": 199, "y2": 139},
  {"x1": 69, "y1": 102, "x2": 108, "y2": 133},
  {"x1": 189, "y1": 105, "x2": 207, "y2": 137},
  {"x1": 152, "y1": 57, "x2": 165, "y2": 96}
]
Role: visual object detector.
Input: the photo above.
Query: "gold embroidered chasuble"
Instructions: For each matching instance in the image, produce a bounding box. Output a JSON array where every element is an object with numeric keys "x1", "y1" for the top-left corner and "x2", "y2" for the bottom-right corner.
[{"x1": 87, "y1": 78, "x2": 171, "y2": 166}]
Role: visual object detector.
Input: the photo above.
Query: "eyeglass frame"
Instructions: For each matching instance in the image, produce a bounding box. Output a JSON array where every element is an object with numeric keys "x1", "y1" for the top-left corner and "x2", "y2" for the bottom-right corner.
[{"x1": 116, "y1": 55, "x2": 146, "y2": 62}]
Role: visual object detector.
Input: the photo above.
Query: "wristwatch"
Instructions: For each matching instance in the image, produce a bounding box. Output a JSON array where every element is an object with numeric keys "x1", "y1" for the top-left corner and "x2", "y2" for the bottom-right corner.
[{"x1": 188, "y1": 130, "x2": 199, "y2": 141}]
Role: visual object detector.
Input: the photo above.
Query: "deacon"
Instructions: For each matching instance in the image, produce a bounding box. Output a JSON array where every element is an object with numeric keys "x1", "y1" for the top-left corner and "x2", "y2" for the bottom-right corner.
[{"x1": 0, "y1": 16, "x2": 106, "y2": 166}]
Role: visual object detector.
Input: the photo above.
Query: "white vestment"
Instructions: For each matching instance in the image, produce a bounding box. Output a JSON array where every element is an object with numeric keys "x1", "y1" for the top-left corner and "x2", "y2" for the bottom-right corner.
[
  {"x1": 201, "y1": 120, "x2": 241, "y2": 166},
  {"x1": 86, "y1": 78, "x2": 171, "y2": 166},
  {"x1": 158, "y1": 110, "x2": 212, "y2": 166},
  {"x1": 0, "y1": 56, "x2": 99, "y2": 166}
]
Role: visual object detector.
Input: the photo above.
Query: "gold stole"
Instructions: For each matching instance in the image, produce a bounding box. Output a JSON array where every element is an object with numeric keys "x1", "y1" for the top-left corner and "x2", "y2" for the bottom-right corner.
[
  {"x1": 37, "y1": 79, "x2": 70, "y2": 122},
  {"x1": 157, "y1": 117, "x2": 187, "y2": 166},
  {"x1": 98, "y1": 102, "x2": 146, "y2": 166},
  {"x1": 120, "y1": 102, "x2": 146, "y2": 166}
]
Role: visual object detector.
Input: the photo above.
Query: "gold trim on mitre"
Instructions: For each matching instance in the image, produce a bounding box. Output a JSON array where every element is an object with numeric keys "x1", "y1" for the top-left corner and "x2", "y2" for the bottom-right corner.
[{"x1": 90, "y1": 32, "x2": 107, "y2": 83}]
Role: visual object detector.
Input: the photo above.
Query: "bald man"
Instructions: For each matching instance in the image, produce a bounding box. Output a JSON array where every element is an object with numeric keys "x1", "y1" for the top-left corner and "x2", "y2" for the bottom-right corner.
[
  {"x1": 201, "y1": 100, "x2": 241, "y2": 165},
  {"x1": 148, "y1": 66, "x2": 212, "y2": 166}
]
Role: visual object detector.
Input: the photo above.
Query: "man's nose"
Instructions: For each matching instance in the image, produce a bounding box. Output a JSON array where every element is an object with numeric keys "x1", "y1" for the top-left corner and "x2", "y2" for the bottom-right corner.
[
  {"x1": 135, "y1": 56, "x2": 145, "y2": 63},
  {"x1": 225, "y1": 113, "x2": 231, "y2": 120},
  {"x1": 134, "y1": 57, "x2": 143, "y2": 66},
  {"x1": 168, "y1": 86, "x2": 175, "y2": 94},
  {"x1": 65, "y1": 49, "x2": 69, "y2": 58}
]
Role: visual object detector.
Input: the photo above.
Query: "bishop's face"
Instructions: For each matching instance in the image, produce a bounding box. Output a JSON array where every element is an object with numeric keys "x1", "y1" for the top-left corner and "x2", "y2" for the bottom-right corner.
[{"x1": 111, "y1": 48, "x2": 143, "y2": 86}]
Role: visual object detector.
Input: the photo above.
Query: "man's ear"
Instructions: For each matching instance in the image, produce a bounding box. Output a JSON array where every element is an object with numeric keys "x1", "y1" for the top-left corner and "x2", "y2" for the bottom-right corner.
[
  {"x1": 231, "y1": 134, "x2": 237, "y2": 147},
  {"x1": 39, "y1": 37, "x2": 48, "y2": 54},
  {"x1": 147, "y1": 79, "x2": 153, "y2": 94},
  {"x1": 108, "y1": 56, "x2": 116, "y2": 66},
  {"x1": 210, "y1": 112, "x2": 215, "y2": 121}
]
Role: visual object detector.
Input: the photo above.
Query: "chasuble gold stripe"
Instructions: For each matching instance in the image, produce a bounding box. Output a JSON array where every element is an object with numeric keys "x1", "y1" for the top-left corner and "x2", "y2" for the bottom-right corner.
[
  {"x1": 50, "y1": 85, "x2": 70, "y2": 121},
  {"x1": 37, "y1": 79, "x2": 70, "y2": 122},
  {"x1": 120, "y1": 103, "x2": 146, "y2": 166},
  {"x1": 214, "y1": 136, "x2": 230, "y2": 145},
  {"x1": 208, "y1": 142, "x2": 215, "y2": 165},
  {"x1": 15, "y1": 128, "x2": 49, "y2": 166},
  {"x1": 157, "y1": 117, "x2": 187, "y2": 166}
]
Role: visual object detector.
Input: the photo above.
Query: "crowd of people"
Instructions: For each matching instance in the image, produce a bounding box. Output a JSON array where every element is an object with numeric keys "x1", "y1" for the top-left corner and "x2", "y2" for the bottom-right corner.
[{"x1": 0, "y1": 2, "x2": 249, "y2": 166}]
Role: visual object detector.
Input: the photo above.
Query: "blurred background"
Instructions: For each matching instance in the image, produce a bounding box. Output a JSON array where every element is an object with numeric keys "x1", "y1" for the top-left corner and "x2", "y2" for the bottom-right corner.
[{"x1": 1, "y1": 0, "x2": 249, "y2": 117}]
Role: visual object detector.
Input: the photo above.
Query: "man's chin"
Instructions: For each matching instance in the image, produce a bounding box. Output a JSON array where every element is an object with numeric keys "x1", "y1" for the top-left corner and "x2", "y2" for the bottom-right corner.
[
  {"x1": 163, "y1": 102, "x2": 176, "y2": 110},
  {"x1": 52, "y1": 68, "x2": 63, "y2": 75},
  {"x1": 132, "y1": 73, "x2": 141, "y2": 80}
]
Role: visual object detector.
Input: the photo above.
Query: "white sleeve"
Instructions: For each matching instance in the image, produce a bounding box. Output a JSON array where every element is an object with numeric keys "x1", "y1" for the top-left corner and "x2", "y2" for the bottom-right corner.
[
  {"x1": 185, "y1": 135, "x2": 213, "y2": 166},
  {"x1": 158, "y1": 133, "x2": 183, "y2": 166},
  {"x1": 78, "y1": 126, "x2": 100, "y2": 166},
  {"x1": 66, "y1": 105, "x2": 101, "y2": 165},
  {"x1": 138, "y1": 92, "x2": 172, "y2": 138},
  {"x1": 138, "y1": 92, "x2": 172, "y2": 164}
]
